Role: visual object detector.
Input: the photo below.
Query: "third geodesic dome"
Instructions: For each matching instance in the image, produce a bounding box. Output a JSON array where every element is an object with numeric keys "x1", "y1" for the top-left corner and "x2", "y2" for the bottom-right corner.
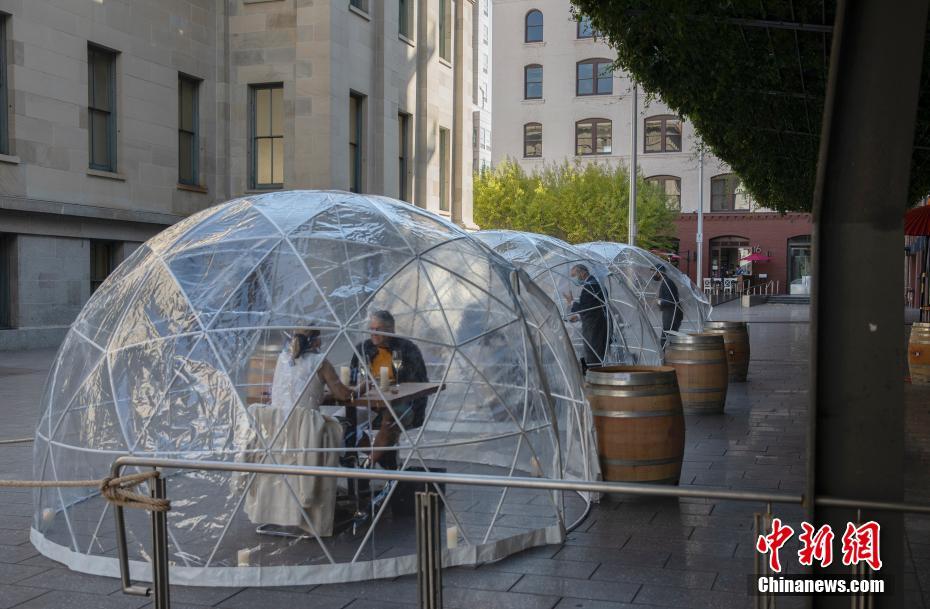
[
  {"x1": 578, "y1": 242, "x2": 712, "y2": 339},
  {"x1": 475, "y1": 230, "x2": 662, "y2": 366},
  {"x1": 31, "y1": 191, "x2": 598, "y2": 586}
]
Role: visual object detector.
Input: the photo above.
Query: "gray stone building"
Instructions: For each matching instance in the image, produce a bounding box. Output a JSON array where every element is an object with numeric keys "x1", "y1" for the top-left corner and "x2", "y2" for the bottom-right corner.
[{"x1": 0, "y1": 0, "x2": 477, "y2": 349}]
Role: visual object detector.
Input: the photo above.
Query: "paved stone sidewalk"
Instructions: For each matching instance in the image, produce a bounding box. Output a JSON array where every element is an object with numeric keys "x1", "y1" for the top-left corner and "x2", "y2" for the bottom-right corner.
[{"x1": 0, "y1": 301, "x2": 927, "y2": 609}]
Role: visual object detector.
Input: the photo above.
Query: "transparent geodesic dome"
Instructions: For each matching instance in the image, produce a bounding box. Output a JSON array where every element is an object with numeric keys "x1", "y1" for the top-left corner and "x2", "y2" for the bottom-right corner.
[
  {"x1": 578, "y1": 242, "x2": 711, "y2": 342},
  {"x1": 31, "y1": 191, "x2": 598, "y2": 586},
  {"x1": 476, "y1": 231, "x2": 662, "y2": 366}
]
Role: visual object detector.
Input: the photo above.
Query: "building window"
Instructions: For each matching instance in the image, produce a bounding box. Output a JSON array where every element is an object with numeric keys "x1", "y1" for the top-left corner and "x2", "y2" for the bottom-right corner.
[
  {"x1": 525, "y1": 9, "x2": 543, "y2": 42},
  {"x1": 439, "y1": 0, "x2": 452, "y2": 61},
  {"x1": 88, "y1": 45, "x2": 117, "y2": 172},
  {"x1": 523, "y1": 122, "x2": 542, "y2": 158},
  {"x1": 575, "y1": 118, "x2": 611, "y2": 155},
  {"x1": 439, "y1": 127, "x2": 450, "y2": 211},
  {"x1": 399, "y1": 0, "x2": 412, "y2": 38},
  {"x1": 524, "y1": 64, "x2": 542, "y2": 99},
  {"x1": 350, "y1": 0, "x2": 369, "y2": 13},
  {"x1": 0, "y1": 234, "x2": 11, "y2": 328},
  {"x1": 710, "y1": 174, "x2": 752, "y2": 211},
  {"x1": 647, "y1": 175, "x2": 681, "y2": 210},
  {"x1": 0, "y1": 15, "x2": 8, "y2": 156},
  {"x1": 577, "y1": 15, "x2": 594, "y2": 38},
  {"x1": 178, "y1": 74, "x2": 200, "y2": 186},
  {"x1": 644, "y1": 115, "x2": 682, "y2": 153},
  {"x1": 350, "y1": 93, "x2": 365, "y2": 193},
  {"x1": 90, "y1": 240, "x2": 116, "y2": 294},
  {"x1": 250, "y1": 84, "x2": 284, "y2": 189},
  {"x1": 398, "y1": 112, "x2": 411, "y2": 202},
  {"x1": 576, "y1": 58, "x2": 612, "y2": 96}
]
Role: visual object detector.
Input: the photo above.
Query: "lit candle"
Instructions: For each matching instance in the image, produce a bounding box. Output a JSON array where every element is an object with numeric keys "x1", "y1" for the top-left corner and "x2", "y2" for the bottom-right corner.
[
  {"x1": 446, "y1": 526, "x2": 459, "y2": 549},
  {"x1": 339, "y1": 366, "x2": 351, "y2": 385},
  {"x1": 379, "y1": 366, "x2": 390, "y2": 389},
  {"x1": 41, "y1": 508, "x2": 55, "y2": 524},
  {"x1": 237, "y1": 548, "x2": 251, "y2": 567}
]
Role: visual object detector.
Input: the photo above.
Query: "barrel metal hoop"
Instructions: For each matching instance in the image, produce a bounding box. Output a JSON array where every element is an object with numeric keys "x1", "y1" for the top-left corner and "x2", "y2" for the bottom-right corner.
[
  {"x1": 603, "y1": 456, "x2": 681, "y2": 466},
  {"x1": 665, "y1": 358, "x2": 728, "y2": 365},
  {"x1": 591, "y1": 408, "x2": 681, "y2": 418},
  {"x1": 666, "y1": 345, "x2": 727, "y2": 352},
  {"x1": 704, "y1": 321, "x2": 747, "y2": 330},
  {"x1": 679, "y1": 386, "x2": 727, "y2": 394},
  {"x1": 588, "y1": 387, "x2": 680, "y2": 399},
  {"x1": 668, "y1": 334, "x2": 725, "y2": 346},
  {"x1": 585, "y1": 369, "x2": 678, "y2": 387}
]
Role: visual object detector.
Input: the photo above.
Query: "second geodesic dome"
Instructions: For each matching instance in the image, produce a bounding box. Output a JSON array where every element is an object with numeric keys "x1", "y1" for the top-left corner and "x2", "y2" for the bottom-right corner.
[
  {"x1": 31, "y1": 190, "x2": 599, "y2": 586},
  {"x1": 475, "y1": 230, "x2": 662, "y2": 366},
  {"x1": 578, "y1": 242, "x2": 712, "y2": 338}
]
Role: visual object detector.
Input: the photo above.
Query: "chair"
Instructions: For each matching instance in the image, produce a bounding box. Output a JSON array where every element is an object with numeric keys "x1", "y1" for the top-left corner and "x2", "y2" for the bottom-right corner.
[
  {"x1": 723, "y1": 278, "x2": 735, "y2": 296},
  {"x1": 703, "y1": 278, "x2": 713, "y2": 296}
]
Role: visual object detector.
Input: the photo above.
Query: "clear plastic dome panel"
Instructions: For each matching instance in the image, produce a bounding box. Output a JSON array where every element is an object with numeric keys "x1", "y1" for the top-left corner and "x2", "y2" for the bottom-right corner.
[{"x1": 32, "y1": 191, "x2": 598, "y2": 586}]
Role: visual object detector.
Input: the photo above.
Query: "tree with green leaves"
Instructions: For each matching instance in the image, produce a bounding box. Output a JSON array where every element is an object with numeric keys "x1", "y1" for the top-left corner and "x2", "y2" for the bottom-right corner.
[
  {"x1": 474, "y1": 160, "x2": 678, "y2": 250},
  {"x1": 570, "y1": 0, "x2": 930, "y2": 212}
]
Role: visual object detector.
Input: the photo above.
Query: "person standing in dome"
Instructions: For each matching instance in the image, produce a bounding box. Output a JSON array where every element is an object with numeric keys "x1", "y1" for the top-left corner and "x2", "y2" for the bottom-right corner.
[
  {"x1": 654, "y1": 265, "x2": 683, "y2": 349},
  {"x1": 564, "y1": 264, "x2": 609, "y2": 370},
  {"x1": 350, "y1": 310, "x2": 428, "y2": 469}
]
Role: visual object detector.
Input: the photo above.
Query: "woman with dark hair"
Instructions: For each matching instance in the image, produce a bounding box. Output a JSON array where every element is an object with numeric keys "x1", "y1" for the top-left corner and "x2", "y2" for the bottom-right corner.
[{"x1": 271, "y1": 327, "x2": 353, "y2": 411}]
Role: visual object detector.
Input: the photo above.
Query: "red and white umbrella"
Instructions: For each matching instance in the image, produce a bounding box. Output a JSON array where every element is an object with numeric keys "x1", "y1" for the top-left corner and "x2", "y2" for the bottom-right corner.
[{"x1": 905, "y1": 204, "x2": 930, "y2": 236}]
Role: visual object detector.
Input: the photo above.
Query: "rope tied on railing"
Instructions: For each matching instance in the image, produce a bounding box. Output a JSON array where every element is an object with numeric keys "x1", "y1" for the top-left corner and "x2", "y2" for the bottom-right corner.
[{"x1": 0, "y1": 470, "x2": 170, "y2": 512}]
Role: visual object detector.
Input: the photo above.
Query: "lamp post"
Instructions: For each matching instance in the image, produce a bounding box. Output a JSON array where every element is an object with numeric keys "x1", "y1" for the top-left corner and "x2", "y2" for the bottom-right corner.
[
  {"x1": 628, "y1": 84, "x2": 637, "y2": 246},
  {"x1": 696, "y1": 149, "x2": 704, "y2": 287}
]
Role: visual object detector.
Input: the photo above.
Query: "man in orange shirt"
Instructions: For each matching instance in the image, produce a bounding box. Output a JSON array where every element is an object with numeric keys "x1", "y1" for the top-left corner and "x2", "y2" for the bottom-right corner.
[{"x1": 350, "y1": 310, "x2": 428, "y2": 469}]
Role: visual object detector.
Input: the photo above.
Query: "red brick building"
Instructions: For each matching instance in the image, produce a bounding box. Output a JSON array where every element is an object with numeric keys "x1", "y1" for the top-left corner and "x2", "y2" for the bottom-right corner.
[{"x1": 672, "y1": 212, "x2": 813, "y2": 294}]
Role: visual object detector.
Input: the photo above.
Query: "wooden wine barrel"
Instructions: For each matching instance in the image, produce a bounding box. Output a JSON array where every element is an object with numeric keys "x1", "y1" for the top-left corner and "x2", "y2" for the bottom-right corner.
[
  {"x1": 664, "y1": 333, "x2": 728, "y2": 414},
  {"x1": 704, "y1": 321, "x2": 750, "y2": 382},
  {"x1": 909, "y1": 322, "x2": 930, "y2": 385},
  {"x1": 245, "y1": 343, "x2": 281, "y2": 404},
  {"x1": 585, "y1": 366, "x2": 685, "y2": 485}
]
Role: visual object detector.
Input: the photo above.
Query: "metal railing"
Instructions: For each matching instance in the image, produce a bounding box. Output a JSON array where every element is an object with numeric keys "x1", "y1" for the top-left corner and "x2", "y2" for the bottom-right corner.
[
  {"x1": 110, "y1": 456, "x2": 930, "y2": 609},
  {"x1": 745, "y1": 279, "x2": 780, "y2": 296}
]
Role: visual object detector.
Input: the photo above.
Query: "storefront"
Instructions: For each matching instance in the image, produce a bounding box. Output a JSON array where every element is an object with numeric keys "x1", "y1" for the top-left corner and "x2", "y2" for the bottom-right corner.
[{"x1": 673, "y1": 211, "x2": 813, "y2": 293}]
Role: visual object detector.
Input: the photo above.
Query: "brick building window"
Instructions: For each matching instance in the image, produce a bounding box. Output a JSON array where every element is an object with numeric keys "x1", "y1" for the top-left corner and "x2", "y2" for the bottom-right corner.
[
  {"x1": 88, "y1": 44, "x2": 118, "y2": 171},
  {"x1": 644, "y1": 115, "x2": 682, "y2": 153}
]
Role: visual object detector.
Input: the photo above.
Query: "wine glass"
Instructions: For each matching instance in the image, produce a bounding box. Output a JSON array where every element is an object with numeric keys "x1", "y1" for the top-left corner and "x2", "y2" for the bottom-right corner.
[{"x1": 392, "y1": 350, "x2": 403, "y2": 386}]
